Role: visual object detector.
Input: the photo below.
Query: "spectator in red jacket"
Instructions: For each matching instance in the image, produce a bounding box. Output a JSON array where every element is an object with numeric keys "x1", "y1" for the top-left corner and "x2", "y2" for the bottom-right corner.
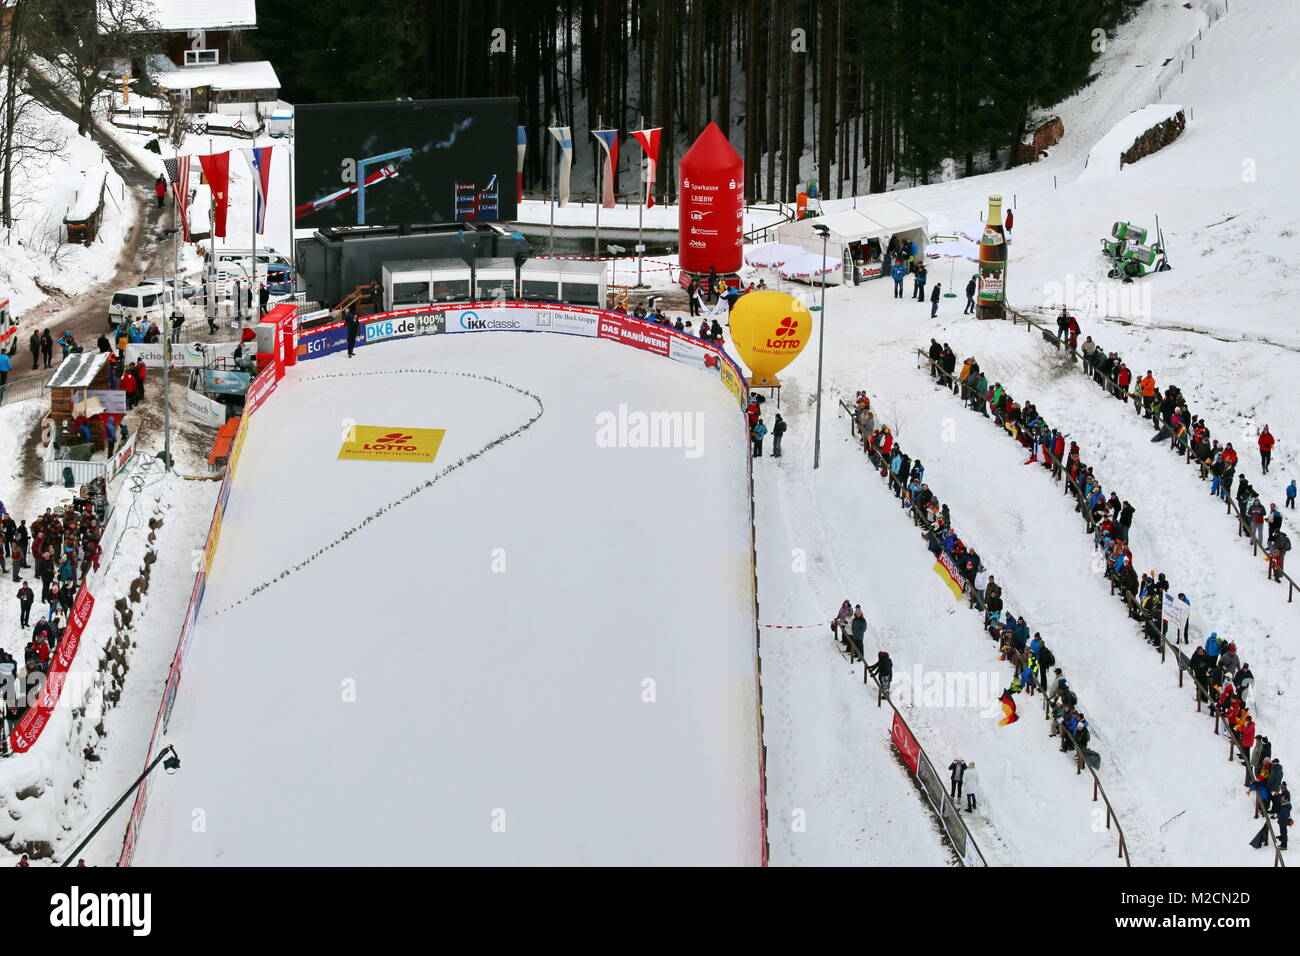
[
  {"x1": 134, "y1": 360, "x2": 147, "y2": 402},
  {"x1": 121, "y1": 371, "x2": 137, "y2": 409},
  {"x1": 1259, "y1": 426, "x2": 1275, "y2": 474}
]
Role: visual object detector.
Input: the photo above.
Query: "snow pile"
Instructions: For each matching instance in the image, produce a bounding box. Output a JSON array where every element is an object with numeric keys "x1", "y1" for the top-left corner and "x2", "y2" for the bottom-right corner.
[{"x1": 1079, "y1": 104, "x2": 1185, "y2": 181}]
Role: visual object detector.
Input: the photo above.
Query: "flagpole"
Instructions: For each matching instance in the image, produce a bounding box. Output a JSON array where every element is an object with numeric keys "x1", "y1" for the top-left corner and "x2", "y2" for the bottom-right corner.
[
  {"x1": 636, "y1": 115, "x2": 644, "y2": 288},
  {"x1": 251, "y1": 136, "x2": 258, "y2": 326},
  {"x1": 549, "y1": 114, "x2": 556, "y2": 255},
  {"x1": 594, "y1": 117, "x2": 602, "y2": 257}
]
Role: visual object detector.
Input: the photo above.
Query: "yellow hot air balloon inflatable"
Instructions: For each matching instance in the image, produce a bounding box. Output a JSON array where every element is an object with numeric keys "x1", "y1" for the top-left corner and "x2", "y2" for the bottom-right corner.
[{"x1": 727, "y1": 290, "x2": 812, "y2": 387}]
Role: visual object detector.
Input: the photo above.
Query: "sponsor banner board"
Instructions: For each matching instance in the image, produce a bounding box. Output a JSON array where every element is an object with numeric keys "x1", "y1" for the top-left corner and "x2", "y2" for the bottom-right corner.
[
  {"x1": 597, "y1": 312, "x2": 670, "y2": 356},
  {"x1": 442, "y1": 306, "x2": 538, "y2": 334},
  {"x1": 338, "y1": 426, "x2": 446, "y2": 463},
  {"x1": 186, "y1": 387, "x2": 227, "y2": 426},
  {"x1": 126, "y1": 341, "x2": 238, "y2": 368},
  {"x1": 533, "y1": 307, "x2": 599, "y2": 337}
]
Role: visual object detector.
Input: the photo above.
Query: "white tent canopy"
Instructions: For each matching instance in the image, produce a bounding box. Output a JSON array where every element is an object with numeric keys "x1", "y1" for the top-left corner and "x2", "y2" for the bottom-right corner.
[
  {"x1": 778, "y1": 201, "x2": 929, "y2": 259},
  {"x1": 744, "y1": 243, "x2": 805, "y2": 268},
  {"x1": 926, "y1": 239, "x2": 980, "y2": 261},
  {"x1": 778, "y1": 251, "x2": 843, "y2": 284}
]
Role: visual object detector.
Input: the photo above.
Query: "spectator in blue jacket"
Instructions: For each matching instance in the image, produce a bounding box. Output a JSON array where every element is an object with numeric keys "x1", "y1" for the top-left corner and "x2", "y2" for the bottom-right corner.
[
  {"x1": 891, "y1": 261, "x2": 907, "y2": 298},
  {"x1": 1286, "y1": 480, "x2": 1296, "y2": 509},
  {"x1": 751, "y1": 419, "x2": 768, "y2": 458}
]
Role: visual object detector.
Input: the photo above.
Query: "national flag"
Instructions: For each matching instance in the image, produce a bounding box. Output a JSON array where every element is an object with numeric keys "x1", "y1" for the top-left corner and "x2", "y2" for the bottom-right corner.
[
  {"x1": 161, "y1": 155, "x2": 192, "y2": 241},
  {"x1": 591, "y1": 128, "x2": 618, "y2": 209},
  {"x1": 547, "y1": 125, "x2": 573, "y2": 206},
  {"x1": 198, "y1": 152, "x2": 231, "y2": 238},
  {"x1": 932, "y1": 553, "x2": 965, "y2": 601},
  {"x1": 241, "y1": 146, "x2": 274, "y2": 235},
  {"x1": 999, "y1": 690, "x2": 1019, "y2": 726},
  {"x1": 629, "y1": 127, "x2": 662, "y2": 208},
  {"x1": 516, "y1": 126, "x2": 527, "y2": 203}
]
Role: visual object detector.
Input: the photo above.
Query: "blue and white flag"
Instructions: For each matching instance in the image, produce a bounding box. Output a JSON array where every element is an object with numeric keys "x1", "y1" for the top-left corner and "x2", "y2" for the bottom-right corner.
[{"x1": 547, "y1": 126, "x2": 572, "y2": 207}]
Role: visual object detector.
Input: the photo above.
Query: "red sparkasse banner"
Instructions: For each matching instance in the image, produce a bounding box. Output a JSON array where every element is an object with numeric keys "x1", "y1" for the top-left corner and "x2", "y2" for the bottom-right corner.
[
  {"x1": 891, "y1": 711, "x2": 920, "y2": 774},
  {"x1": 597, "y1": 312, "x2": 670, "y2": 356},
  {"x1": 244, "y1": 366, "x2": 278, "y2": 417},
  {"x1": 10, "y1": 587, "x2": 95, "y2": 753}
]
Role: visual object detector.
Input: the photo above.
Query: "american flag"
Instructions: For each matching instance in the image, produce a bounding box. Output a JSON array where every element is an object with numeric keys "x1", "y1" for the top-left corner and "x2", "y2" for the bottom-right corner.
[{"x1": 161, "y1": 155, "x2": 192, "y2": 240}]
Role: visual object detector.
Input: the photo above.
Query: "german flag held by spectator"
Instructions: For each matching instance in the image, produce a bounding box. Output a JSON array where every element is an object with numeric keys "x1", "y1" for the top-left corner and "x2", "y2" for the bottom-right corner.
[{"x1": 999, "y1": 690, "x2": 1019, "y2": 726}]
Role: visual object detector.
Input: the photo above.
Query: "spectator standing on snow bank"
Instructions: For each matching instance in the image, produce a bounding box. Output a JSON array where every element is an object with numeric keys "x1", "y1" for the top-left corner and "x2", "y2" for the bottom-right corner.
[
  {"x1": 751, "y1": 418, "x2": 768, "y2": 458},
  {"x1": 849, "y1": 606, "x2": 866, "y2": 660},
  {"x1": 1251, "y1": 786, "x2": 1291, "y2": 851},
  {"x1": 913, "y1": 263, "x2": 927, "y2": 302},
  {"x1": 962, "y1": 761, "x2": 979, "y2": 812},
  {"x1": 948, "y1": 758, "x2": 967, "y2": 799},
  {"x1": 772, "y1": 414, "x2": 786, "y2": 458},
  {"x1": 891, "y1": 260, "x2": 907, "y2": 299},
  {"x1": 154, "y1": 176, "x2": 167, "y2": 209},
  {"x1": 1259, "y1": 426, "x2": 1276, "y2": 474},
  {"x1": 1287, "y1": 480, "x2": 1297, "y2": 509},
  {"x1": 965, "y1": 277, "x2": 977, "y2": 315},
  {"x1": 345, "y1": 305, "x2": 360, "y2": 358},
  {"x1": 930, "y1": 283, "x2": 941, "y2": 318},
  {"x1": 867, "y1": 651, "x2": 893, "y2": 690},
  {"x1": 16, "y1": 582, "x2": 33, "y2": 628}
]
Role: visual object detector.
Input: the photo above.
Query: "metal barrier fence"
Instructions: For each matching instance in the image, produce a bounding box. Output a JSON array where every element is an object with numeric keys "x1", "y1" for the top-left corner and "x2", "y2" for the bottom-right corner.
[
  {"x1": 841, "y1": 397, "x2": 1128, "y2": 864},
  {"x1": 917, "y1": 351, "x2": 1285, "y2": 866},
  {"x1": 1008, "y1": 306, "x2": 1300, "y2": 605}
]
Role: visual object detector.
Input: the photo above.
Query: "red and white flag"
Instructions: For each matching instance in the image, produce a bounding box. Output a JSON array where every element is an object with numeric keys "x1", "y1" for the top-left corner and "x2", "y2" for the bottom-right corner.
[
  {"x1": 198, "y1": 151, "x2": 232, "y2": 238},
  {"x1": 161, "y1": 155, "x2": 192, "y2": 240},
  {"x1": 629, "y1": 127, "x2": 662, "y2": 208}
]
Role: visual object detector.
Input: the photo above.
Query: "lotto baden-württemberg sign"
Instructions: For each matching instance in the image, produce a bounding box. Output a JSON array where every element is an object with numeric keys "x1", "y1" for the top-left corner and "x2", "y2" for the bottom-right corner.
[{"x1": 338, "y1": 426, "x2": 446, "y2": 463}]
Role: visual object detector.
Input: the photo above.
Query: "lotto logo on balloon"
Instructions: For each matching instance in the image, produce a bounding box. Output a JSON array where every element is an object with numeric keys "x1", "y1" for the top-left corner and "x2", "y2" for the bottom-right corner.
[
  {"x1": 728, "y1": 290, "x2": 811, "y2": 387},
  {"x1": 767, "y1": 316, "x2": 803, "y2": 349}
]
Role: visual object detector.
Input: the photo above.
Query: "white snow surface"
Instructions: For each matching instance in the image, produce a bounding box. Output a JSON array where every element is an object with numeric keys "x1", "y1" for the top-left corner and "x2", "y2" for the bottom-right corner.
[
  {"x1": 132, "y1": 332, "x2": 762, "y2": 866},
  {"x1": 1079, "y1": 103, "x2": 1185, "y2": 182}
]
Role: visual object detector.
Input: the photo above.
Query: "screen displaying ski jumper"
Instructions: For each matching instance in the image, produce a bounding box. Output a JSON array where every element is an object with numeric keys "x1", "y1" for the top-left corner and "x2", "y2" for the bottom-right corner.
[{"x1": 294, "y1": 98, "x2": 519, "y2": 227}]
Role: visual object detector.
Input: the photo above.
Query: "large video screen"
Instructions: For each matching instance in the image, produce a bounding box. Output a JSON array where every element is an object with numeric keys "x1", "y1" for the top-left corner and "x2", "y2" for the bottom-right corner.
[{"x1": 294, "y1": 98, "x2": 519, "y2": 228}]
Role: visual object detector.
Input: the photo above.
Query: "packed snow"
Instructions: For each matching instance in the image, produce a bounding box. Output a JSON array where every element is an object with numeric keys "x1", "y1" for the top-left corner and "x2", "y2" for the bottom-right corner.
[{"x1": 131, "y1": 332, "x2": 762, "y2": 866}]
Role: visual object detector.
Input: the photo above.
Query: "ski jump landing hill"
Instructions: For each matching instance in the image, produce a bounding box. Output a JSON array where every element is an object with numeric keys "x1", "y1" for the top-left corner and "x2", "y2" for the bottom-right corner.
[{"x1": 121, "y1": 302, "x2": 769, "y2": 866}]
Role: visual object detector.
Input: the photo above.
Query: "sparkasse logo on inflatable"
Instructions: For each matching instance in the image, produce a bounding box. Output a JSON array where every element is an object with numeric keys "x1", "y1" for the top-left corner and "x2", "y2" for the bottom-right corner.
[{"x1": 339, "y1": 426, "x2": 446, "y2": 463}]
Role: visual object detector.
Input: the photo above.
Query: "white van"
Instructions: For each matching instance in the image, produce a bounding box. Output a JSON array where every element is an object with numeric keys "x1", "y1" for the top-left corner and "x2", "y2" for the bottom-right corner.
[
  {"x1": 213, "y1": 248, "x2": 291, "y2": 274},
  {"x1": 108, "y1": 284, "x2": 177, "y2": 329}
]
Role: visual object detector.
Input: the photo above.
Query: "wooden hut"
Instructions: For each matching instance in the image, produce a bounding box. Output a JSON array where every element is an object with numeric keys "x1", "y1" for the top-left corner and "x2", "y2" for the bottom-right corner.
[{"x1": 46, "y1": 352, "x2": 116, "y2": 451}]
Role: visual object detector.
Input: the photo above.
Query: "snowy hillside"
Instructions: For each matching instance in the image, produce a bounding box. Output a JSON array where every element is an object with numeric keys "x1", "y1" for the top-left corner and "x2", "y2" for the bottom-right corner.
[{"x1": 740, "y1": 0, "x2": 1300, "y2": 866}]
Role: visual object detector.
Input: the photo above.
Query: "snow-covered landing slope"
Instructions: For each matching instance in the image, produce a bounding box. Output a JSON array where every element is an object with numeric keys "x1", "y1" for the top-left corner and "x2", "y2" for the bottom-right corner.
[{"x1": 132, "y1": 333, "x2": 761, "y2": 865}]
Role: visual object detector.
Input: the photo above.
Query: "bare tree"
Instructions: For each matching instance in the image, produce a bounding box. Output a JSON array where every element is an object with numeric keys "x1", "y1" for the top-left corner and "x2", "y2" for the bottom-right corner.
[
  {"x1": 32, "y1": 0, "x2": 161, "y2": 137},
  {"x1": 1, "y1": 0, "x2": 67, "y2": 232}
]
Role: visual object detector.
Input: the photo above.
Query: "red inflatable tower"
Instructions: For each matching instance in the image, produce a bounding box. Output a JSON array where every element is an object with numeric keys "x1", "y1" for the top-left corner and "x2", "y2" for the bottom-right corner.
[{"x1": 678, "y1": 123, "x2": 744, "y2": 276}]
